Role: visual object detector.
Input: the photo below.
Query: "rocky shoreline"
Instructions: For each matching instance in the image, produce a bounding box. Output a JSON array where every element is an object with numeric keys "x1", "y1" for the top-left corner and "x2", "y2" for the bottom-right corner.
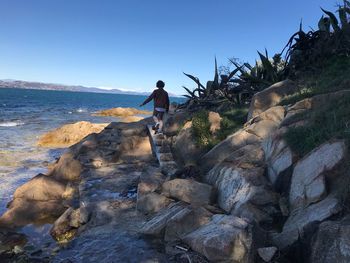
[{"x1": 1, "y1": 83, "x2": 350, "y2": 262}]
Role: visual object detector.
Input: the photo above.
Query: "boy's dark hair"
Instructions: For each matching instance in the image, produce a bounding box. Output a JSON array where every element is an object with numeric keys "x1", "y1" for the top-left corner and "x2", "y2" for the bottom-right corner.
[{"x1": 156, "y1": 80, "x2": 165, "y2": 88}]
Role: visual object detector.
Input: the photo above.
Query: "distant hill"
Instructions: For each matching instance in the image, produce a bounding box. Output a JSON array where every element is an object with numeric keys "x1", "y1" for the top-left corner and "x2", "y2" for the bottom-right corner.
[{"x1": 0, "y1": 79, "x2": 180, "y2": 97}]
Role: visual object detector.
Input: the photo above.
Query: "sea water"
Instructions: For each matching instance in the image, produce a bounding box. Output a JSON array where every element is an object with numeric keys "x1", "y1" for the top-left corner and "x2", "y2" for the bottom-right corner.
[{"x1": 0, "y1": 88, "x2": 183, "y2": 214}]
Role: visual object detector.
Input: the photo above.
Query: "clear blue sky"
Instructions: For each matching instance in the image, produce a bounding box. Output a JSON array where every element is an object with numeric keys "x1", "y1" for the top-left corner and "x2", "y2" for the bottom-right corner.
[{"x1": 0, "y1": 0, "x2": 338, "y2": 95}]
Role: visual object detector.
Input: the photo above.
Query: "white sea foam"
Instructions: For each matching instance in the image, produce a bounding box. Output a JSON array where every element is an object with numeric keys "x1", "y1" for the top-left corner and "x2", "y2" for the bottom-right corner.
[
  {"x1": 0, "y1": 121, "x2": 25, "y2": 127},
  {"x1": 76, "y1": 108, "x2": 87, "y2": 113}
]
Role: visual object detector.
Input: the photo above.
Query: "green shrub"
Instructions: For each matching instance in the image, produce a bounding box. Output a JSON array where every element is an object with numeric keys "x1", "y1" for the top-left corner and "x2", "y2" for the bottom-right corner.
[
  {"x1": 191, "y1": 107, "x2": 248, "y2": 149},
  {"x1": 284, "y1": 92, "x2": 350, "y2": 157},
  {"x1": 280, "y1": 55, "x2": 350, "y2": 106}
]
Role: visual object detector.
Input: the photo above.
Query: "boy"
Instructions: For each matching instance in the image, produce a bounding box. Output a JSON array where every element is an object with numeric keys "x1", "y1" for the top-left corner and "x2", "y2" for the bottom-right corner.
[{"x1": 140, "y1": 80, "x2": 169, "y2": 134}]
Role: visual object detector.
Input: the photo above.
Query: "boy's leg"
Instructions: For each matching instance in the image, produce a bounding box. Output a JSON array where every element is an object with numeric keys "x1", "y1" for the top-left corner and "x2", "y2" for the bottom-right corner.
[
  {"x1": 152, "y1": 110, "x2": 160, "y2": 130},
  {"x1": 158, "y1": 112, "x2": 164, "y2": 132}
]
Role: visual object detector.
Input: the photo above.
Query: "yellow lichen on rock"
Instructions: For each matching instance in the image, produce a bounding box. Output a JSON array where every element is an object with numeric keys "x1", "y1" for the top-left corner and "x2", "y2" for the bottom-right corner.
[
  {"x1": 93, "y1": 107, "x2": 151, "y2": 117},
  {"x1": 37, "y1": 121, "x2": 108, "y2": 148}
]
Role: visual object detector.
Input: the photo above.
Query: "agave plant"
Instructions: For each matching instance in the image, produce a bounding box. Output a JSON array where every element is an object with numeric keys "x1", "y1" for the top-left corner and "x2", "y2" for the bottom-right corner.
[{"x1": 283, "y1": 1, "x2": 350, "y2": 72}]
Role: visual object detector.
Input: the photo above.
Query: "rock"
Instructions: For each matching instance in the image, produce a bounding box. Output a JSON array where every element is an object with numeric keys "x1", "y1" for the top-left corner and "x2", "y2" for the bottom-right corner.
[
  {"x1": 257, "y1": 247, "x2": 277, "y2": 262},
  {"x1": 50, "y1": 207, "x2": 81, "y2": 242},
  {"x1": 262, "y1": 131, "x2": 294, "y2": 187},
  {"x1": 273, "y1": 196, "x2": 342, "y2": 249},
  {"x1": 38, "y1": 121, "x2": 108, "y2": 148},
  {"x1": 93, "y1": 107, "x2": 151, "y2": 117},
  {"x1": 289, "y1": 141, "x2": 346, "y2": 209},
  {"x1": 140, "y1": 202, "x2": 187, "y2": 236},
  {"x1": 172, "y1": 121, "x2": 206, "y2": 166},
  {"x1": 0, "y1": 198, "x2": 66, "y2": 227},
  {"x1": 163, "y1": 111, "x2": 192, "y2": 136},
  {"x1": 246, "y1": 106, "x2": 286, "y2": 125},
  {"x1": 119, "y1": 115, "x2": 144, "y2": 123},
  {"x1": 164, "y1": 206, "x2": 213, "y2": 242},
  {"x1": 183, "y1": 215, "x2": 254, "y2": 262},
  {"x1": 208, "y1": 111, "x2": 222, "y2": 133},
  {"x1": 0, "y1": 231, "x2": 27, "y2": 254},
  {"x1": 136, "y1": 192, "x2": 173, "y2": 214},
  {"x1": 13, "y1": 174, "x2": 66, "y2": 201},
  {"x1": 310, "y1": 216, "x2": 350, "y2": 263},
  {"x1": 49, "y1": 151, "x2": 82, "y2": 182},
  {"x1": 162, "y1": 179, "x2": 214, "y2": 206},
  {"x1": 200, "y1": 129, "x2": 260, "y2": 172},
  {"x1": 247, "y1": 79, "x2": 297, "y2": 120},
  {"x1": 245, "y1": 119, "x2": 280, "y2": 139},
  {"x1": 205, "y1": 144, "x2": 277, "y2": 215}
]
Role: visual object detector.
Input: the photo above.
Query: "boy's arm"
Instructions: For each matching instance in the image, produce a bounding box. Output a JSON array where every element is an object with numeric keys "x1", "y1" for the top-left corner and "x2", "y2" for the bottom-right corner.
[{"x1": 140, "y1": 91, "x2": 154, "y2": 106}]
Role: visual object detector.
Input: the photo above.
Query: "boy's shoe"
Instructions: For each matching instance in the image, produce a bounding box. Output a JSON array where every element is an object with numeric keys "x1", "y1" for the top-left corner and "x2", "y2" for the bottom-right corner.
[
  {"x1": 155, "y1": 130, "x2": 163, "y2": 135},
  {"x1": 152, "y1": 123, "x2": 160, "y2": 130}
]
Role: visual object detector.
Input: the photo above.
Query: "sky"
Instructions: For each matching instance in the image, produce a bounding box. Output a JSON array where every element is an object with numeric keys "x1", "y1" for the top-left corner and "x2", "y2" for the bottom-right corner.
[{"x1": 0, "y1": 0, "x2": 339, "y2": 95}]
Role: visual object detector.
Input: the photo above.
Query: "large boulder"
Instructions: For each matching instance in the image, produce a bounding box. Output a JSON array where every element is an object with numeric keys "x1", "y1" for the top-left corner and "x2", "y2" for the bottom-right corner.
[
  {"x1": 273, "y1": 196, "x2": 342, "y2": 249},
  {"x1": 38, "y1": 121, "x2": 108, "y2": 148},
  {"x1": 247, "y1": 79, "x2": 297, "y2": 120},
  {"x1": 164, "y1": 206, "x2": 213, "y2": 242},
  {"x1": 49, "y1": 151, "x2": 83, "y2": 182},
  {"x1": 205, "y1": 144, "x2": 277, "y2": 217},
  {"x1": 183, "y1": 215, "x2": 254, "y2": 262},
  {"x1": 172, "y1": 121, "x2": 206, "y2": 166},
  {"x1": 93, "y1": 107, "x2": 151, "y2": 117},
  {"x1": 0, "y1": 198, "x2": 66, "y2": 227},
  {"x1": 162, "y1": 179, "x2": 214, "y2": 206},
  {"x1": 163, "y1": 111, "x2": 192, "y2": 136},
  {"x1": 13, "y1": 174, "x2": 66, "y2": 201},
  {"x1": 200, "y1": 129, "x2": 260, "y2": 172},
  {"x1": 50, "y1": 207, "x2": 82, "y2": 242},
  {"x1": 136, "y1": 192, "x2": 173, "y2": 214},
  {"x1": 310, "y1": 216, "x2": 350, "y2": 263},
  {"x1": 262, "y1": 129, "x2": 294, "y2": 188},
  {"x1": 140, "y1": 202, "x2": 187, "y2": 237},
  {"x1": 289, "y1": 141, "x2": 346, "y2": 209}
]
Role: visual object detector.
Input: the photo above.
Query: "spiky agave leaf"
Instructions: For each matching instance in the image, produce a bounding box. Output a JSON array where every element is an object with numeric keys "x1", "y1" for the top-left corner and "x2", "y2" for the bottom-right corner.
[
  {"x1": 212, "y1": 57, "x2": 220, "y2": 90},
  {"x1": 318, "y1": 16, "x2": 331, "y2": 32},
  {"x1": 183, "y1": 73, "x2": 206, "y2": 90},
  {"x1": 182, "y1": 86, "x2": 196, "y2": 98},
  {"x1": 321, "y1": 8, "x2": 340, "y2": 31}
]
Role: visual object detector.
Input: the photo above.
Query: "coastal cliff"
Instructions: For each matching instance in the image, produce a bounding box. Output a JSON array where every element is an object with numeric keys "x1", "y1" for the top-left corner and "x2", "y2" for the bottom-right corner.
[{"x1": 1, "y1": 79, "x2": 350, "y2": 262}]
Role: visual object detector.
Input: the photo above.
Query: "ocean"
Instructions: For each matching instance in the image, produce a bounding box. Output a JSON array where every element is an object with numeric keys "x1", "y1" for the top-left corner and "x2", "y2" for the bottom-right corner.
[{"x1": 0, "y1": 88, "x2": 184, "y2": 215}]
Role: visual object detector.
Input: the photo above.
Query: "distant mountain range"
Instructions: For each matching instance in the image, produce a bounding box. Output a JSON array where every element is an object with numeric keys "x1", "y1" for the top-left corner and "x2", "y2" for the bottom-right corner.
[{"x1": 0, "y1": 79, "x2": 180, "y2": 97}]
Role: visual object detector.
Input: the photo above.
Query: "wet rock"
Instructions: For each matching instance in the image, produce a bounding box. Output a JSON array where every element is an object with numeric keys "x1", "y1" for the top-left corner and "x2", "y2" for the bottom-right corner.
[
  {"x1": 164, "y1": 206, "x2": 213, "y2": 242},
  {"x1": 50, "y1": 208, "x2": 79, "y2": 243},
  {"x1": 37, "y1": 121, "x2": 108, "y2": 148},
  {"x1": 136, "y1": 192, "x2": 173, "y2": 214},
  {"x1": 310, "y1": 216, "x2": 350, "y2": 263},
  {"x1": 0, "y1": 231, "x2": 27, "y2": 254},
  {"x1": 13, "y1": 174, "x2": 66, "y2": 201},
  {"x1": 289, "y1": 141, "x2": 346, "y2": 209},
  {"x1": 162, "y1": 179, "x2": 214, "y2": 206},
  {"x1": 183, "y1": 215, "x2": 253, "y2": 262},
  {"x1": 49, "y1": 152, "x2": 82, "y2": 182},
  {"x1": 247, "y1": 79, "x2": 297, "y2": 120},
  {"x1": 0, "y1": 198, "x2": 65, "y2": 227},
  {"x1": 273, "y1": 196, "x2": 342, "y2": 249},
  {"x1": 257, "y1": 247, "x2": 277, "y2": 262}
]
